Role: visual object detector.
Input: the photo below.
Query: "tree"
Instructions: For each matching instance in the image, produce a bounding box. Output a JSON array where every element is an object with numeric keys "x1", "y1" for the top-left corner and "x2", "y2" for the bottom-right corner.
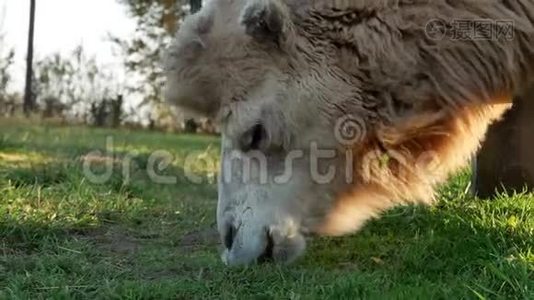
[
  {"x1": 23, "y1": 0, "x2": 36, "y2": 115},
  {"x1": 113, "y1": 0, "x2": 201, "y2": 127},
  {"x1": 34, "y1": 46, "x2": 122, "y2": 121},
  {"x1": 190, "y1": 0, "x2": 201, "y2": 13},
  {"x1": 0, "y1": 8, "x2": 17, "y2": 116},
  {"x1": 112, "y1": 0, "x2": 187, "y2": 105},
  {"x1": 0, "y1": 42, "x2": 14, "y2": 102}
]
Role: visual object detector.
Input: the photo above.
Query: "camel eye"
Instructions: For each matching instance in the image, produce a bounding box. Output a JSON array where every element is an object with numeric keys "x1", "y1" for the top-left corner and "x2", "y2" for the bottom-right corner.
[{"x1": 239, "y1": 124, "x2": 267, "y2": 152}]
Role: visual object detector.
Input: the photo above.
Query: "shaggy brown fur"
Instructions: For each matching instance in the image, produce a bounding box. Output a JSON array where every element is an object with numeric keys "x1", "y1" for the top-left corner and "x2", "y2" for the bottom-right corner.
[
  {"x1": 296, "y1": 0, "x2": 534, "y2": 234},
  {"x1": 166, "y1": 0, "x2": 534, "y2": 238}
]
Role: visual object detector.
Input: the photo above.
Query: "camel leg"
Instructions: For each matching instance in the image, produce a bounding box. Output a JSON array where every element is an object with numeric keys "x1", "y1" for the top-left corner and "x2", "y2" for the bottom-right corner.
[{"x1": 473, "y1": 85, "x2": 534, "y2": 198}]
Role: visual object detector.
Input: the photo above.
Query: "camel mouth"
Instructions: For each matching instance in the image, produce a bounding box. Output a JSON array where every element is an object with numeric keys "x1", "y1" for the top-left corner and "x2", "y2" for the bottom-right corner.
[
  {"x1": 257, "y1": 230, "x2": 275, "y2": 263},
  {"x1": 220, "y1": 223, "x2": 306, "y2": 266},
  {"x1": 223, "y1": 224, "x2": 237, "y2": 250},
  {"x1": 222, "y1": 225, "x2": 275, "y2": 264}
]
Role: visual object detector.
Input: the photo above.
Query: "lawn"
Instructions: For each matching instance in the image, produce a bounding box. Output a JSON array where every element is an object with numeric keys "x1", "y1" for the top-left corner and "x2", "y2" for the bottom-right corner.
[{"x1": 0, "y1": 119, "x2": 533, "y2": 299}]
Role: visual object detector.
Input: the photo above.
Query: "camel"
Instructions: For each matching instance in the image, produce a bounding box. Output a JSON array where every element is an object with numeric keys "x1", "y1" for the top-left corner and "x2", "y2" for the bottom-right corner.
[{"x1": 165, "y1": 0, "x2": 534, "y2": 265}]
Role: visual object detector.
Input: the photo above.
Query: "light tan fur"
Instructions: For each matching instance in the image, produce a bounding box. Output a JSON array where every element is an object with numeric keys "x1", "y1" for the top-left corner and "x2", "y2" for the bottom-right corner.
[
  {"x1": 166, "y1": 0, "x2": 534, "y2": 264},
  {"x1": 321, "y1": 102, "x2": 512, "y2": 235}
]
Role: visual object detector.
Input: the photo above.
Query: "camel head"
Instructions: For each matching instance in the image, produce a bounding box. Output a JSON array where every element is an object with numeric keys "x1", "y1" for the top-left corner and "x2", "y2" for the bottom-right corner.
[{"x1": 165, "y1": 0, "x2": 533, "y2": 265}]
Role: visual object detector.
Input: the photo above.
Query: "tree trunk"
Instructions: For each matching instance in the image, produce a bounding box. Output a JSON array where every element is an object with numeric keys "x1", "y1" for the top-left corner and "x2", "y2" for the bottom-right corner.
[
  {"x1": 190, "y1": 0, "x2": 202, "y2": 14},
  {"x1": 23, "y1": 0, "x2": 36, "y2": 115},
  {"x1": 163, "y1": 0, "x2": 177, "y2": 34},
  {"x1": 473, "y1": 85, "x2": 534, "y2": 198}
]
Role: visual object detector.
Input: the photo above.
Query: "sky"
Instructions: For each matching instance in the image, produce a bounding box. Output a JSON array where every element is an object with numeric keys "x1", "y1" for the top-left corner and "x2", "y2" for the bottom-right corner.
[{"x1": 1, "y1": 0, "x2": 136, "y2": 93}]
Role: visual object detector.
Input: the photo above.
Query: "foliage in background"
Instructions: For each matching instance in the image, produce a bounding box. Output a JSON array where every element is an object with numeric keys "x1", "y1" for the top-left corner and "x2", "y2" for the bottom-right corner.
[
  {"x1": 112, "y1": 0, "x2": 193, "y2": 127},
  {"x1": 33, "y1": 47, "x2": 123, "y2": 124},
  {"x1": 0, "y1": 1, "x2": 212, "y2": 132},
  {"x1": 89, "y1": 95, "x2": 124, "y2": 128},
  {"x1": 0, "y1": 12, "x2": 17, "y2": 116},
  {"x1": 112, "y1": 0, "x2": 187, "y2": 106},
  {"x1": 0, "y1": 46, "x2": 14, "y2": 101}
]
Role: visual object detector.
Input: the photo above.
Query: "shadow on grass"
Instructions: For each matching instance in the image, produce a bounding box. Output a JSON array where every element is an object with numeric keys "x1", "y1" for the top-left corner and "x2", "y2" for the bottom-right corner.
[
  {"x1": 0, "y1": 153, "x2": 218, "y2": 251},
  {"x1": 1, "y1": 188, "x2": 532, "y2": 298},
  {"x1": 3, "y1": 164, "x2": 69, "y2": 188},
  {"x1": 308, "y1": 205, "x2": 531, "y2": 268},
  {"x1": 1, "y1": 124, "x2": 531, "y2": 297},
  {"x1": 1, "y1": 158, "x2": 531, "y2": 269}
]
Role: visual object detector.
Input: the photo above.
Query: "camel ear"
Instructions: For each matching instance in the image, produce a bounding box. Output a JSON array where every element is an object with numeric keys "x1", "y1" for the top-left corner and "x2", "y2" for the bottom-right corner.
[{"x1": 240, "y1": 0, "x2": 285, "y2": 46}]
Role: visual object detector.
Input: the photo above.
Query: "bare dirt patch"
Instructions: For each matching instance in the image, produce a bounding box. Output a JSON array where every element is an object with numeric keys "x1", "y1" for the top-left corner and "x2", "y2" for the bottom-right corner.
[
  {"x1": 178, "y1": 227, "x2": 219, "y2": 251},
  {"x1": 73, "y1": 226, "x2": 142, "y2": 255}
]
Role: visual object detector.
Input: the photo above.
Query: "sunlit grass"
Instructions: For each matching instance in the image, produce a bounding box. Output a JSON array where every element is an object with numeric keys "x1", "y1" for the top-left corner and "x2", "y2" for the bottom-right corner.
[
  {"x1": 0, "y1": 151, "x2": 54, "y2": 168},
  {"x1": 0, "y1": 120, "x2": 532, "y2": 299}
]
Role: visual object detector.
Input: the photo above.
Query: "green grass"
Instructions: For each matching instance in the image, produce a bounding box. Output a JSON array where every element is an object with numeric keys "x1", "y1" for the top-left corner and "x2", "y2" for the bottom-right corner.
[{"x1": 0, "y1": 119, "x2": 533, "y2": 299}]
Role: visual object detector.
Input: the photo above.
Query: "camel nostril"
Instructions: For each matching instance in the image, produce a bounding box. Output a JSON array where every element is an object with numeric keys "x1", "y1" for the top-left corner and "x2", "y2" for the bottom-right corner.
[
  {"x1": 257, "y1": 230, "x2": 274, "y2": 263},
  {"x1": 224, "y1": 225, "x2": 237, "y2": 250},
  {"x1": 239, "y1": 123, "x2": 267, "y2": 152}
]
